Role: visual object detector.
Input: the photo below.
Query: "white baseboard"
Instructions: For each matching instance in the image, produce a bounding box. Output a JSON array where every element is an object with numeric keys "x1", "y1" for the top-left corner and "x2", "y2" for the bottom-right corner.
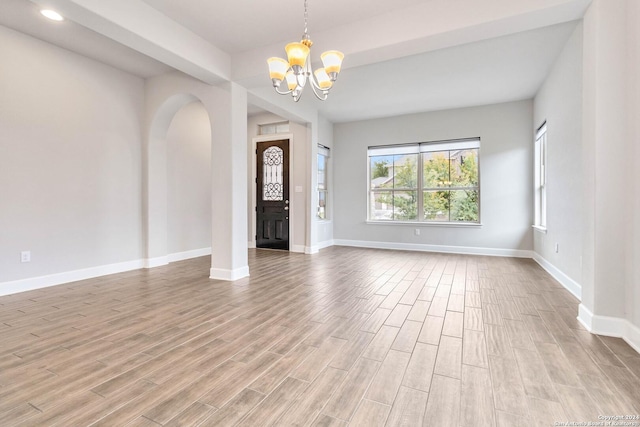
[
  {"x1": 305, "y1": 240, "x2": 335, "y2": 254},
  {"x1": 578, "y1": 304, "x2": 640, "y2": 354},
  {"x1": 318, "y1": 239, "x2": 335, "y2": 250},
  {"x1": 167, "y1": 247, "x2": 211, "y2": 263},
  {"x1": 0, "y1": 259, "x2": 145, "y2": 297},
  {"x1": 532, "y1": 253, "x2": 582, "y2": 300},
  {"x1": 210, "y1": 266, "x2": 250, "y2": 281},
  {"x1": 248, "y1": 241, "x2": 256, "y2": 249},
  {"x1": 291, "y1": 245, "x2": 306, "y2": 254},
  {"x1": 144, "y1": 256, "x2": 168, "y2": 269},
  {"x1": 332, "y1": 239, "x2": 533, "y2": 258}
]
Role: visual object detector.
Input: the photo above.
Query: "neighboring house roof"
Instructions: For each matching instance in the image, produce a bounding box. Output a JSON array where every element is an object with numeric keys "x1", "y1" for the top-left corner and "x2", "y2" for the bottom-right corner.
[{"x1": 371, "y1": 176, "x2": 393, "y2": 188}]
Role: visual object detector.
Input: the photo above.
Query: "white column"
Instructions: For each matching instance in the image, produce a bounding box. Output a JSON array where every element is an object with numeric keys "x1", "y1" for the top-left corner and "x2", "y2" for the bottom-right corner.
[
  {"x1": 210, "y1": 82, "x2": 249, "y2": 280},
  {"x1": 579, "y1": 0, "x2": 630, "y2": 331}
]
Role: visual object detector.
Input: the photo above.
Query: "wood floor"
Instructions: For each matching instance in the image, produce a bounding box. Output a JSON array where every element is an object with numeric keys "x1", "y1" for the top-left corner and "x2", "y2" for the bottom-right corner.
[{"x1": 1, "y1": 247, "x2": 639, "y2": 426}]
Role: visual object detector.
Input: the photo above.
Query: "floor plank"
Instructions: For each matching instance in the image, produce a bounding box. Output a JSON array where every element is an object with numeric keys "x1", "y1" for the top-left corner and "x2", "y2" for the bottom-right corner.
[
  {"x1": 365, "y1": 349, "x2": 411, "y2": 405},
  {"x1": 385, "y1": 386, "x2": 428, "y2": 427}
]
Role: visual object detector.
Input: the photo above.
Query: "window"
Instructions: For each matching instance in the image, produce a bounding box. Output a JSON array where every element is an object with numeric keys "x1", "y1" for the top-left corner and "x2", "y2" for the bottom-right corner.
[
  {"x1": 368, "y1": 138, "x2": 480, "y2": 223},
  {"x1": 259, "y1": 121, "x2": 289, "y2": 135},
  {"x1": 534, "y1": 123, "x2": 547, "y2": 229},
  {"x1": 317, "y1": 145, "x2": 330, "y2": 219}
]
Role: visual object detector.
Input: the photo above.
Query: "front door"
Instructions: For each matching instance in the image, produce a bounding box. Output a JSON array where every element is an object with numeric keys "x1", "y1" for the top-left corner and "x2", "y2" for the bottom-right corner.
[{"x1": 256, "y1": 139, "x2": 290, "y2": 250}]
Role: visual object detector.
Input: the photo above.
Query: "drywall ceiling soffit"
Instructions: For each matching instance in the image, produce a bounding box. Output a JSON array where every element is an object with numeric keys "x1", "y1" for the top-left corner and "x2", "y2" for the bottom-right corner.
[
  {"x1": 0, "y1": 0, "x2": 172, "y2": 78},
  {"x1": 12, "y1": 0, "x2": 591, "y2": 122},
  {"x1": 232, "y1": 0, "x2": 590, "y2": 122},
  {"x1": 246, "y1": 21, "x2": 580, "y2": 123},
  {"x1": 231, "y1": 0, "x2": 592, "y2": 81},
  {"x1": 27, "y1": 0, "x2": 231, "y2": 85}
]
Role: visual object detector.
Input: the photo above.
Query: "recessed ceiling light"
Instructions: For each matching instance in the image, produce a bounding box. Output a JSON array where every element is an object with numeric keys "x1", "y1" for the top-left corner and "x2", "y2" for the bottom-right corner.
[{"x1": 40, "y1": 9, "x2": 64, "y2": 21}]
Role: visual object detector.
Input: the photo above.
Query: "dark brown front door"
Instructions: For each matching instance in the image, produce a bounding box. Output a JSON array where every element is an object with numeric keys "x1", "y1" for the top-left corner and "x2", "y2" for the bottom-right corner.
[{"x1": 256, "y1": 139, "x2": 289, "y2": 250}]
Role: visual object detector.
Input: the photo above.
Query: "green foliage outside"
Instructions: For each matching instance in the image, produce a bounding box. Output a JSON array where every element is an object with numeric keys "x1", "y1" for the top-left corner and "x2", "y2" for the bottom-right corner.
[
  {"x1": 372, "y1": 160, "x2": 389, "y2": 179},
  {"x1": 372, "y1": 150, "x2": 479, "y2": 222},
  {"x1": 375, "y1": 156, "x2": 418, "y2": 220}
]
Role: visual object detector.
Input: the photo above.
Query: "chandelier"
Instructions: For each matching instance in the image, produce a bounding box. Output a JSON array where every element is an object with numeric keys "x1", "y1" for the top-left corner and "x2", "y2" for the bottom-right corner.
[{"x1": 267, "y1": 0, "x2": 344, "y2": 102}]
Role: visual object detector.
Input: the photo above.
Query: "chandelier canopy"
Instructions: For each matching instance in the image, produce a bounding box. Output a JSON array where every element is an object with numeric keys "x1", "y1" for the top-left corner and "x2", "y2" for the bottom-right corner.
[{"x1": 267, "y1": 0, "x2": 344, "y2": 102}]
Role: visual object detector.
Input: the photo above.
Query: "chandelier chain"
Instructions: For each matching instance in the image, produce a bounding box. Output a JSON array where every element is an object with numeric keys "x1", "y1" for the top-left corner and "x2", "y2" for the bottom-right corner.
[{"x1": 304, "y1": 0, "x2": 308, "y2": 35}]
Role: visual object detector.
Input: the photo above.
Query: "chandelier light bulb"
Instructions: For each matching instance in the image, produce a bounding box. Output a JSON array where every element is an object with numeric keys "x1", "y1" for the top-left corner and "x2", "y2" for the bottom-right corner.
[
  {"x1": 321, "y1": 51, "x2": 345, "y2": 76},
  {"x1": 285, "y1": 71, "x2": 298, "y2": 91},
  {"x1": 314, "y1": 69, "x2": 332, "y2": 89},
  {"x1": 267, "y1": 57, "x2": 289, "y2": 82}
]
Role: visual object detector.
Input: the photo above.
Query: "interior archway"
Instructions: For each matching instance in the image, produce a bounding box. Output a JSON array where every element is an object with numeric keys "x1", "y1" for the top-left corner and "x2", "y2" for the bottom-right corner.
[
  {"x1": 145, "y1": 93, "x2": 212, "y2": 266},
  {"x1": 166, "y1": 102, "x2": 212, "y2": 259}
]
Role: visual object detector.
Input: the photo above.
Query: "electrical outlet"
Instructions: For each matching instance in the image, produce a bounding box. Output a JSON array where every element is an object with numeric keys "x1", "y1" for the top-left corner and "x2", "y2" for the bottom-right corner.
[
  {"x1": 21, "y1": 251, "x2": 31, "y2": 263},
  {"x1": 554, "y1": 243, "x2": 559, "y2": 253},
  {"x1": 414, "y1": 228, "x2": 420, "y2": 236}
]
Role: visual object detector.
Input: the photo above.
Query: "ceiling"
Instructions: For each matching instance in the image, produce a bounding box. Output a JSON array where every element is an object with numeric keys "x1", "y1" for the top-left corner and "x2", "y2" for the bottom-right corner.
[
  {"x1": 3, "y1": 0, "x2": 592, "y2": 123},
  {"x1": 140, "y1": 0, "x2": 432, "y2": 54},
  {"x1": 0, "y1": 0, "x2": 172, "y2": 78}
]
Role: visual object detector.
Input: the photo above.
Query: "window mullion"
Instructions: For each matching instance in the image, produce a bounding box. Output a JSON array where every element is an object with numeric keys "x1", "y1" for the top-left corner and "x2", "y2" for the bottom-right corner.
[{"x1": 418, "y1": 153, "x2": 424, "y2": 221}]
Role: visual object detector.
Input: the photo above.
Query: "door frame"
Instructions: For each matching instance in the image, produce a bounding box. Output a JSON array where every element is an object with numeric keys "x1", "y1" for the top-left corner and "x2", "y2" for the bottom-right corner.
[{"x1": 251, "y1": 133, "x2": 294, "y2": 250}]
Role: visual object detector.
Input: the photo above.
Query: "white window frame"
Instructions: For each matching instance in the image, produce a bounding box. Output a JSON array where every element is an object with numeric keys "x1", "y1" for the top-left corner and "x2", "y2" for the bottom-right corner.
[
  {"x1": 367, "y1": 138, "x2": 481, "y2": 225},
  {"x1": 534, "y1": 123, "x2": 547, "y2": 232},
  {"x1": 259, "y1": 121, "x2": 290, "y2": 135},
  {"x1": 317, "y1": 145, "x2": 330, "y2": 220}
]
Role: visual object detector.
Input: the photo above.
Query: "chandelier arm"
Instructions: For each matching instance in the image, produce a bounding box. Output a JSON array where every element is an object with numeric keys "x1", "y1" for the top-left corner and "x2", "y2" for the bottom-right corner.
[
  {"x1": 310, "y1": 82, "x2": 328, "y2": 101},
  {"x1": 274, "y1": 86, "x2": 294, "y2": 95},
  {"x1": 295, "y1": 72, "x2": 308, "y2": 89}
]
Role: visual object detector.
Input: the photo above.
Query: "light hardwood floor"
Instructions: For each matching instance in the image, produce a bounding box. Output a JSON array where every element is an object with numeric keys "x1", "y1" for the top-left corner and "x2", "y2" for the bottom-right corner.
[{"x1": 1, "y1": 247, "x2": 639, "y2": 426}]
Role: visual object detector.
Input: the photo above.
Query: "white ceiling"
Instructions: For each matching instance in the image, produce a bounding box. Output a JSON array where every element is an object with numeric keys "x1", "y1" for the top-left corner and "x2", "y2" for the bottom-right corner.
[
  {"x1": 3, "y1": 0, "x2": 591, "y2": 123},
  {"x1": 251, "y1": 21, "x2": 579, "y2": 122},
  {"x1": 140, "y1": 0, "x2": 431, "y2": 54},
  {"x1": 0, "y1": 0, "x2": 172, "y2": 78}
]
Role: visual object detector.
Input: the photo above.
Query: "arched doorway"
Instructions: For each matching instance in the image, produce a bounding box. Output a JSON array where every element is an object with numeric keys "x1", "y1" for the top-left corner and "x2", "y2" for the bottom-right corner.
[
  {"x1": 166, "y1": 102, "x2": 212, "y2": 260},
  {"x1": 143, "y1": 77, "x2": 250, "y2": 281},
  {"x1": 145, "y1": 93, "x2": 211, "y2": 266}
]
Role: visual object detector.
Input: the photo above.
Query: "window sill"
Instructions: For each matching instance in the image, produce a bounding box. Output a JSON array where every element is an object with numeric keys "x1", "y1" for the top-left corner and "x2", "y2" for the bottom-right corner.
[
  {"x1": 366, "y1": 220, "x2": 482, "y2": 228},
  {"x1": 532, "y1": 225, "x2": 547, "y2": 234}
]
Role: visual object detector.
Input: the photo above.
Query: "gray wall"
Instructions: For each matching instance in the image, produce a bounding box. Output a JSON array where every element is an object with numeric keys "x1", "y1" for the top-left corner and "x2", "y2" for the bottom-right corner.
[
  {"x1": 166, "y1": 102, "x2": 212, "y2": 254},
  {"x1": 533, "y1": 23, "x2": 583, "y2": 285},
  {"x1": 630, "y1": 0, "x2": 640, "y2": 334},
  {"x1": 333, "y1": 100, "x2": 534, "y2": 253},
  {"x1": 0, "y1": 26, "x2": 144, "y2": 284}
]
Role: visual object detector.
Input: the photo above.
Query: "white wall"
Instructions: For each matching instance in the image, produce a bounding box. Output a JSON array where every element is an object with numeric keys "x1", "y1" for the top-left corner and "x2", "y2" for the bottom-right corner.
[
  {"x1": 246, "y1": 113, "x2": 309, "y2": 252},
  {"x1": 0, "y1": 25, "x2": 144, "y2": 285},
  {"x1": 533, "y1": 23, "x2": 583, "y2": 290},
  {"x1": 629, "y1": 0, "x2": 640, "y2": 334},
  {"x1": 166, "y1": 102, "x2": 212, "y2": 255},
  {"x1": 333, "y1": 100, "x2": 533, "y2": 255}
]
